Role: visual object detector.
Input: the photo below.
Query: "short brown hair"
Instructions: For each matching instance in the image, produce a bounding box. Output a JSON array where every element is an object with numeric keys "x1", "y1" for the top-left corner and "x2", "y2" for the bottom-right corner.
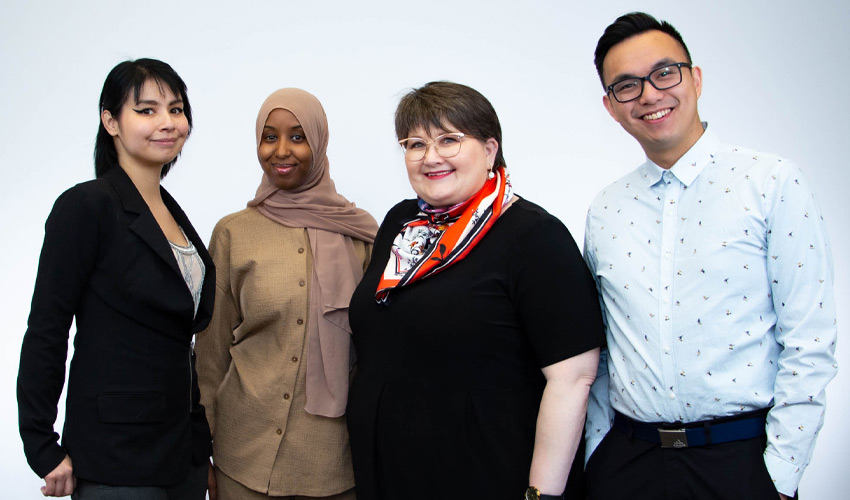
[{"x1": 395, "y1": 81, "x2": 506, "y2": 169}]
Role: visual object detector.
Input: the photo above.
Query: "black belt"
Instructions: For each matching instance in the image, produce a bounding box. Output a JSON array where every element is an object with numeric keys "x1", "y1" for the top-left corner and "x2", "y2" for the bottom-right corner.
[{"x1": 613, "y1": 408, "x2": 768, "y2": 448}]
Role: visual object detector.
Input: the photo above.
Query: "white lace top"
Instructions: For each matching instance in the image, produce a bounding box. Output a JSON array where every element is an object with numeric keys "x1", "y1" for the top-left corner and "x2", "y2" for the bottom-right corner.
[{"x1": 169, "y1": 229, "x2": 205, "y2": 317}]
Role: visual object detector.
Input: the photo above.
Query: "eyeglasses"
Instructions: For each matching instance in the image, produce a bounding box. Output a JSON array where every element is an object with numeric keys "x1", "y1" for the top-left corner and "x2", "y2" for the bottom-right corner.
[
  {"x1": 398, "y1": 132, "x2": 470, "y2": 162},
  {"x1": 606, "y1": 62, "x2": 692, "y2": 103}
]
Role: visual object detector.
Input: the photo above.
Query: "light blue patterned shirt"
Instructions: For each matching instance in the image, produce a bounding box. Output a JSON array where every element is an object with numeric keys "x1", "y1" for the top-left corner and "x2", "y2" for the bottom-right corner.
[{"x1": 583, "y1": 125, "x2": 837, "y2": 495}]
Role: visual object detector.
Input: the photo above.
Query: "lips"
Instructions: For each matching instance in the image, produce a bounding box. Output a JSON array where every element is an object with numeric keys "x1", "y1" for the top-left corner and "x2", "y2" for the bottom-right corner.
[
  {"x1": 642, "y1": 108, "x2": 672, "y2": 121},
  {"x1": 425, "y1": 169, "x2": 454, "y2": 179},
  {"x1": 272, "y1": 163, "x2": 297, "y2": 174}
]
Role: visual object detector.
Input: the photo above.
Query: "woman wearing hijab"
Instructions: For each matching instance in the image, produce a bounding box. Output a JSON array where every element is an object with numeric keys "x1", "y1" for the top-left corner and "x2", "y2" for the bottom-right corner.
[
  {"x1": 195, "y1": 88, "x2": 377, "y2": 500},
  {"x1": 346, "y1": 81, "x2": 605, "y2": 500}
]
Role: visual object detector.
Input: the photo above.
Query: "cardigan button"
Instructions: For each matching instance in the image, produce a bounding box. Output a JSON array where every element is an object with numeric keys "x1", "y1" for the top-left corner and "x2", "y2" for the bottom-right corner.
[
  {"x1": 298, "y1": 247, "x2": 305, "y2": 254},
  {"x1": 276, "y1": 428, "x2": 282, "y2": 435},
  {"x1": 291, "y1": 356, "x2": 298, "y2": 362},
  {"x1": 299, "y1": 280, "x2": 306, "y2": 287},
  {"x1": 283, "y1": 393, "x2": 291, "y2": 400},
  {"x1": 296, "y1": 318, "x2": 304, "y2": 325}
]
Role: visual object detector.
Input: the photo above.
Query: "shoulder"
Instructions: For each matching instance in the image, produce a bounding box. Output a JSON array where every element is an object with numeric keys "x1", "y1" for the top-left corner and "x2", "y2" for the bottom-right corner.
[
  {"x1": 211, "y1": 207, "x2": 277, "y2": 238},
  {"x1": 506, "y1": 198, "x2": 569, "y2": 234},
  {"x1": 49, "y1": 177, "x2": 118, "y2": 220},
  {"x1": 714, "y1": 143, "x2": 799, "y2": 177},
  {"x1": 498, "y1": 198, "x2": 578, "y2": 251},
  {"x1": 380, "y1": 199, "x2": 419, "y2": 226},
  {"x1": 714, "y1": 144, "x2": 811, "y2": 197},
  {"x1": 587, "y1": 164, "x2": 647, "y2": 212}
]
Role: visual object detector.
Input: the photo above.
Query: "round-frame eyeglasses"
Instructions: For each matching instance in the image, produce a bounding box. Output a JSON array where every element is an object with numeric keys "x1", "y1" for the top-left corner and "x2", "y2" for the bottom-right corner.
[
  {"x1": 606, "y1": 62, "x2": 693, "y2": 103},
  {"x1": 398, "y1": 132, "x2": 470, "y2": 162}
]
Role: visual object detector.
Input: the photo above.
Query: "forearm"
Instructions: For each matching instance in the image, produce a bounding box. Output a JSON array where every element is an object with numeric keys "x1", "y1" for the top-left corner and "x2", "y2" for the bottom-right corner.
[{"x1": 529, "y1": 349, "x2": 599, "y2": 495}]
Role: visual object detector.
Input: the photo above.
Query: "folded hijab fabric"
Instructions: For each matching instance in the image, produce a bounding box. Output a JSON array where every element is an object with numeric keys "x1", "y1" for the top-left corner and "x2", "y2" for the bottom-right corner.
[{"x1": 248, "y1": 88, "x2": 378, "y2": 417}]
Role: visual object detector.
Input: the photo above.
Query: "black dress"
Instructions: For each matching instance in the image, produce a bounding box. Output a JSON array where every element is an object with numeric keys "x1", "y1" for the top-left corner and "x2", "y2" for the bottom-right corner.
[{"x1": 348, "y1": 198, "x2": 604, "y2": 500}]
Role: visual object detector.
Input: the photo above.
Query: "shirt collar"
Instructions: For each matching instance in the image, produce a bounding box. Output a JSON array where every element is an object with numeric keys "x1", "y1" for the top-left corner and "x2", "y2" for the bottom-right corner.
[{"x1": 637, "y1": 122, "x2": 720, "y2": 188}]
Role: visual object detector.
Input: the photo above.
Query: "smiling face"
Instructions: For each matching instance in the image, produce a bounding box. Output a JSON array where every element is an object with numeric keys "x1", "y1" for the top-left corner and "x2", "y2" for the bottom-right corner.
[
  {"x1": 257, "y1": 108, "x2": 313, "y2": 191},
  {"x1": 404, "y1": 123, "x2": 497, "y2": 207},
  {"x1": 102, "y1": 78, "x2": 189, "y2": 174},
  {"x1": 602, "y1": 30, "x2": 704, "y2": 168}
]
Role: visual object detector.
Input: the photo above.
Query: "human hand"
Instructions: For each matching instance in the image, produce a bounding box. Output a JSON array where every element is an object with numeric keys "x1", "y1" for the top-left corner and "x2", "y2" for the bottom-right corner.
[
  {"x1": 779, "y1": 494, "x2": 791, "y2": 500},
  {"x1": 41, "y1": 455, "x2": 75, "y2": 497},
  {"x1": 207, "y1": 461, "x2": 217, "y2": 500}
]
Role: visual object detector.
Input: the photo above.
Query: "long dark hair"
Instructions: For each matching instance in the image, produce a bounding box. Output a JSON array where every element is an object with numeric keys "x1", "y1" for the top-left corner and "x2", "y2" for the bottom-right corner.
[{"x1": 94, "y1": 58, "x2": 192, "y2": 178}]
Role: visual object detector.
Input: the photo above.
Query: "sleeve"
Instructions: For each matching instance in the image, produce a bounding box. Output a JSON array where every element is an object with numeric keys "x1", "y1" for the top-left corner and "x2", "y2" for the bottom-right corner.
[
  {"x1": 761, "y1": 162, "x2": 837, "y2": 495},
  {"x1": 510, "y1": 213, "x2": 605, "y2": 368},
  {"x1": 17, "y1": 187, "x2": 101, "y2": 478},
  {"x1": 194, "y1": 221, "x2": 241, "y2": 438},
  {"x1": 582, "y1": 207, "x2": 614, "y2": 463}
]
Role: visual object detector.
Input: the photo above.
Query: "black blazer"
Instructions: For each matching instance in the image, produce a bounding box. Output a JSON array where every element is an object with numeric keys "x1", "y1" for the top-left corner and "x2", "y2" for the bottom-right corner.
[{"x1": 17, "y1": 166, "x2": 215, "y2": 486}]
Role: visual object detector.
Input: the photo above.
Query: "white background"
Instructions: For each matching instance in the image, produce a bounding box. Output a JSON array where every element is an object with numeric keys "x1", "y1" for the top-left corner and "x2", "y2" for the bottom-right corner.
[{"x1": 1, "y1": 0, "x2": 847, "y2": 498}]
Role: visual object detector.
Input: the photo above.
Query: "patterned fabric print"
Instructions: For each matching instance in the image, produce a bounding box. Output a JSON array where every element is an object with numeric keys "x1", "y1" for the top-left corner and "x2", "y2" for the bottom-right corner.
[
  {"x1": 376, "y1": 167, "x2": 512, "y2": 302},
  {"x1": 169, "y1": 231, "x2": 205, "y2": 317},
  {"x1": 583, "y1": 126, "x2": 837, "y2": 495}
]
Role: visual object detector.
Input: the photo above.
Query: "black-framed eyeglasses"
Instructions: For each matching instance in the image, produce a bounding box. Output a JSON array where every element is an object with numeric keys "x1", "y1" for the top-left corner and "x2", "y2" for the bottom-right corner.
[{"x1": 606, "y1": 62, "x2": 693, "y2": 103}]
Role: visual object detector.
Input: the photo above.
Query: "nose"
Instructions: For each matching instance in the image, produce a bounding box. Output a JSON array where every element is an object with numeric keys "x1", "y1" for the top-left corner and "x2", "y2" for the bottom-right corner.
[
  {"x1": 422, "y1": 141, "x2": 442, "y2": 164},
  {"x1": 639, "y1": 80, "x2": 664, "y2": 105},
  {"x1": 274, "y1": 139, "x2": 291, "y2": 158},
  {"x1": 159, "y1": 112, "x2": 177, "y2": 131}
]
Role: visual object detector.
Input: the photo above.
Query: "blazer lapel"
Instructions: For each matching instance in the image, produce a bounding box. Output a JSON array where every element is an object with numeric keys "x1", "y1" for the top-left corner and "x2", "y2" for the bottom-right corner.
[{"x1": 104, "y1": 167, "x2": 185, "y2": 280}]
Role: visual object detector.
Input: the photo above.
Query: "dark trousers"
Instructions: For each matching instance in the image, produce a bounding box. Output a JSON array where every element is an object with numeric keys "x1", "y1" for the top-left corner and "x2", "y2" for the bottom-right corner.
[
  {"x1": 71, "y1": 461, "x2": 208, "y2": 500},
  {"x1": 586, "y1": 422, "x2": 784, "y2": 500}
]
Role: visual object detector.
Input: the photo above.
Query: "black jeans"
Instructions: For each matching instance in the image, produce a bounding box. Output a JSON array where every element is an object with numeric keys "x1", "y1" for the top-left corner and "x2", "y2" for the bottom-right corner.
[{"x1": 586, "y1": 425, "x2": 783, "y2": 500}]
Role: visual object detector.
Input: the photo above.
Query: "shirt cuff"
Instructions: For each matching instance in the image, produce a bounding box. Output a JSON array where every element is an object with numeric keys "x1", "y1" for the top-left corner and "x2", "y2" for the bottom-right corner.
[{"x1": 764, "y1": 450, "x2": 804, "y2": 497}]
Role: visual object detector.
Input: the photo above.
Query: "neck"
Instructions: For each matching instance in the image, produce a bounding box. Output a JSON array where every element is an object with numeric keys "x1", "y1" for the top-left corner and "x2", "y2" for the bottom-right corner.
[
  {"x1": 120, "y1": 163, "x2": 164, "y2": 204},
  {"x1": 645, "y1": 120, "x2": 705, "y2": 169}
]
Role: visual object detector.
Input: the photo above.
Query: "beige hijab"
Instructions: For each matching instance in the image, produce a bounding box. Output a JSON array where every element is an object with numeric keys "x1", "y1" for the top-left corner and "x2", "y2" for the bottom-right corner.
[{"x1": 248, "y1": 88, "x2": 378, "y2": 417}]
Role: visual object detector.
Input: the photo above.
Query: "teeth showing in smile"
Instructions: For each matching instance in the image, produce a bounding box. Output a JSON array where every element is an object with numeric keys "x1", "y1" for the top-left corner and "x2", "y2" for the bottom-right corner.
[
  {"x1": 643, "y1": 109, "x2": 671, "y2": 121},
  {"x1": 426, "y1": 170, "x2": 452, "y2": 178}
]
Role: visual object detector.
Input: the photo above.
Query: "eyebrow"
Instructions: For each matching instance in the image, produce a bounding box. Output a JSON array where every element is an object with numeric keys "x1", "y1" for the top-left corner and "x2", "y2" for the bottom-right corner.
[
  {"x1": 263, "y1": 124, "x2": 304, "y2": 131},
  {"x1": 134, "y1": 99, "x2": 184, "y2": 106},
  {"x1": 609, "y1": 57, "x2": 680, "y2": 84}
]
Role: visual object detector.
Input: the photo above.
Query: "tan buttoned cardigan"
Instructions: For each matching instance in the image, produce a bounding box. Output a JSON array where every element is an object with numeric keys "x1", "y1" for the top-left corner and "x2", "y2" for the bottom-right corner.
[{"x1": 195, "y1": 207, "x2": 370, "y2": 496}]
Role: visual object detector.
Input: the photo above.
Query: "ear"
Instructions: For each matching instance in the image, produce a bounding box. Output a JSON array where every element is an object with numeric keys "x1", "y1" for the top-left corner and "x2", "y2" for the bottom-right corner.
[
  {"x1": 101, "y1": 109, "x2": 119, "y2": 137},
  {"x1": 602, "y1": 94, "x2": 620, "y2": 123},
  {"x1": 483, "y1": 137, "x2": 499, "y2": 166},
  {"x1": 691, "y1": 65, "x2": 703, "y2": 99}
]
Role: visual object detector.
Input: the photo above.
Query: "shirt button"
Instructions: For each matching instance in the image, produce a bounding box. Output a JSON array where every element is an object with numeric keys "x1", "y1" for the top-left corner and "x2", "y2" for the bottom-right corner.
[
  {"x1": 663, "y1": 346, "x2": 671, "y2": 354},
  {"x1": 298, "y1": 247, "x2": 305, "y2": 254},
  {"x1": 296, "y1": 318, "x2": 304, "y2": 325},
  {"x1": 668, "y1": 392, "x2": 676, "y2": 400},
  {"x1": 276, "y1": 428, "x2": 282, "y2": 435},
  {"x1": 283, "y1": 393, "x2": 290, "y2": 400},
  {"x1": 291, "y1": 356, "x2": 298, "y2": 362},
  {"x1": 299, "y1": 280, "x2": 306, "y2": 287}
]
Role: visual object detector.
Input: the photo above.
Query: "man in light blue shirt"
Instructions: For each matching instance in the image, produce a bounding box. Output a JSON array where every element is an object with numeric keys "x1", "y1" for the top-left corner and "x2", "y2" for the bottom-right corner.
[{"x1": 583, "y1": 12, "x2": 836, "y2": 500}]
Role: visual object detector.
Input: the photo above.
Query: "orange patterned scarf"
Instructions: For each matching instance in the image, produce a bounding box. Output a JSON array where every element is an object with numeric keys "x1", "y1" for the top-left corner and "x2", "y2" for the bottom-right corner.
[{"x1": 376, "y1": 167, "x2": 512, "y2": 302}]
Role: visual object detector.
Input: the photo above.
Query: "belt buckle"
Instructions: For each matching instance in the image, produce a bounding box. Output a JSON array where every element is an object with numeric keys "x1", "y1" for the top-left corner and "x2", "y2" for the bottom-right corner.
[{"x1": 658, "y1": 429, "x2": 689, "y2": 448}]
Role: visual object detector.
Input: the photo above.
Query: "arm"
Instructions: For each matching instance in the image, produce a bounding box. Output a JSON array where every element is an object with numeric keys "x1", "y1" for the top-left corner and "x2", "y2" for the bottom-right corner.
[
  {"x1": 18, "y1": 187, "x2": 100, "y2": 482},
  {"x1": 529, "y1": 348, "x2": 600, "y2": 495},
  {"x1": 194, "y1": 223, "x2": 240, "y2": 438},
  {"x1": 582, "y1": 209, "x2": 614, "y2": 464},
  {"x1": 584, "y1": 348, "x2": 612, "y2": 463},
  {"x1": 762, "y1": 163, "x2": 837, "y2": 497}
]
